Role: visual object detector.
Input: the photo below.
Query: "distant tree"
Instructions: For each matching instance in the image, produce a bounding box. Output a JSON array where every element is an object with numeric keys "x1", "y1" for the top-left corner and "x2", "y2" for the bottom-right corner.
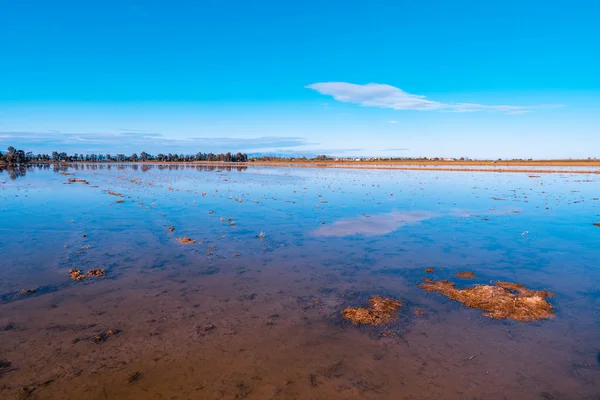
[{"x1": 2, "y1": 146, "x2": 251, "y2": 165}]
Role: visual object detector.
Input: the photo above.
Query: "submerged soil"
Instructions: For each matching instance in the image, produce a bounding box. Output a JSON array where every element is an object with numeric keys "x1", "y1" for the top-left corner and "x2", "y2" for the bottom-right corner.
[{"x1": 419, "y1": 279, "x2": 555, "y2": 321}]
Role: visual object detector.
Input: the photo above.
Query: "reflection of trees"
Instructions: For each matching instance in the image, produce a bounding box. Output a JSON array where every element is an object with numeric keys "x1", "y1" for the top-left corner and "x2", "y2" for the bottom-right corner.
[
  {"x1": 154, "y1": 164, "x2": 248, "y2": 172},
  {"x1": 0, "y1": 163, "x2": 248, "y2": 180},
  {"x1": 0, "y1": 165, "x2": 28, "y2": 180},
  {"x1": 52, "y1": 164, "x2": 71, "y2": 174}
]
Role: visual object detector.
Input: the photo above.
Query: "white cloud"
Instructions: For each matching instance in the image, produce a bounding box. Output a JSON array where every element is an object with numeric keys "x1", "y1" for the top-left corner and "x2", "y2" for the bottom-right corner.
[
  {"x1": 306, "y1": 82, "x2": 561, "y2": 114},
  {"x1": 0, "y1": 131, "x2": 311, "y2": 153},
  {"x1": 389, "y1": 120, "x2": 399, "y2": 124}
]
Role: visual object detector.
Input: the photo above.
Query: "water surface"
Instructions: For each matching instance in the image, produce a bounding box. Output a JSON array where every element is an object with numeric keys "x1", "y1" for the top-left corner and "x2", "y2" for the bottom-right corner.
[{"x1": 1, "y1": 164, "x2": 599, "y2": 399}]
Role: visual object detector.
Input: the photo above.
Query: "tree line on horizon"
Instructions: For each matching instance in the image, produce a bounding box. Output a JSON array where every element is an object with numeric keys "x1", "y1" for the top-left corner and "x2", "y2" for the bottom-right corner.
[
  {"x1": 2, "y1": 146, "x2": 597, "y2": 166},
  {"x1": 0, "y1": 146, "x2": 249, "y2": 165}
]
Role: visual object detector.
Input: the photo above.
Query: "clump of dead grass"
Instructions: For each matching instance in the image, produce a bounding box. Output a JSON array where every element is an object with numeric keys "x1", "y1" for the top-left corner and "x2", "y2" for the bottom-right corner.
[
  {"x1": 425, "y1": 268, "x2": 435, "y2": 273},
  {"x1": 176, "y1": 237, "x2": 196, "y2": 245},
  {"x1": 419, "y1": 279, "x2": 554, "y2": 322},
  {"x1": 341, "y1": 296, "x2": 403, "y2": 325},
  {"x1": 414, "y1": 307, "x2": 426, "y2": 316},
  {"x1": 92, "y1": 328, "x2": 120, "y2": 343},
  {"x1": 69, "y1": 268, "x2": 106, "y2": 281},
  {"x1": 455, "y1": 271, "x2": 476, "y2": 279},
  {"x1": 68, "y1": 178, "x2": 89, "y2": 184}
]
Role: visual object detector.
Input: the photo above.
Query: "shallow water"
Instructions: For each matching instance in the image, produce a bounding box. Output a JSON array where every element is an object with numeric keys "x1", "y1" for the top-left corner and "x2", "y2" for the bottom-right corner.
[
  {"x1": 324, "y1": 163, "x2": 600, "y2": 172},
  {"x1": 1, "y1": 164, "x2": 599, "y2": 399}
]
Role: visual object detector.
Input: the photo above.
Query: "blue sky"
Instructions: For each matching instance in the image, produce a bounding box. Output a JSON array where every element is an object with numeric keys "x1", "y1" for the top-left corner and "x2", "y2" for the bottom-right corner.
[{"x1": 1, "y1": 0, "x2": 599, "y2": 158}]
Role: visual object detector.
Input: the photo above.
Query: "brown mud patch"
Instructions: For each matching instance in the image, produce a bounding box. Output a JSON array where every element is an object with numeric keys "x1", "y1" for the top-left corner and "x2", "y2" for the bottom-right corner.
[
  {"x1": 455, "y1": 271, "x2": 476, "y2": 279},
  {"x1": 175, "y1": 237, "x2": 196, "y2": 245},
  {"x1": 69, "y1": 268, "x2": 106, "y2": 281},
  {"x1": 341, "y1": 296, "x2": 403, "y2": 325},
  {"x1": 425, "y1": 268, "x2": 435, "y2": 273},
  {"x1": 108, "y1": 191, "x2": 122, "y2": 196},
  {"x1": 419, "y1": 279, "x2": 554, "y2": 321},
  {"x1": 0, "y1": 359, "x2": 12, "y2": 377},
  {"x1": 594, "y1": 222, "x2": 600, "y2": 227}
]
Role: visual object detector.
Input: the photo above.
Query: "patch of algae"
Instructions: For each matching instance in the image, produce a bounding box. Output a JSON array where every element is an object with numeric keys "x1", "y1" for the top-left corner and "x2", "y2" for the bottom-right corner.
[
  {"x1": 69, "y1": 268, "x2": 106, "y2": 281},
  {"x1": 342, "y1": 296, "x2": 403, "y2": 325},
  {"x1": 175, "y1": 237, "x2": 196, "y2": 245},
  {"x1": 419, "y1": 279, "x2": 554, "y2": 322}
]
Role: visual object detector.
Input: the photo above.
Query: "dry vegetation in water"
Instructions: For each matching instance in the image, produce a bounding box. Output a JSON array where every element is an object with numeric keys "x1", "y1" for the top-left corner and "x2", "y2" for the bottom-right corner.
[
  {"x1": 341, "y1": 296, "x2": 403, "y2": 325},
  {"x1": 425, "y1": 268, "x2": 435, "y2": 273},
  {"x1": 69, "y1": 268, "x2": 106, "y2": 281},
  {"x1": 455, "y1": 271, "x2": 476, "y2": 279},
  {"x1": 72, "y1": 328, "x2": 120, "y2": 344},
  {"x1": 414, "y1": 307, "x2": 427, "y2": 316},
  {"x1": 92, "y1": 328, "x2": 120, "y2": 343},
  {"x1": 67, "y1": 178, "x2": 89, "y2": 184},
  {"x1": 175, "y1": 237, "x2": 196, "y2": 245},
  {"x1": 419, "y1": 279, "x2": 554, "y2": 321},
  {"x1": 594, "y1": 222, "x2": 600, "y2": 227}
]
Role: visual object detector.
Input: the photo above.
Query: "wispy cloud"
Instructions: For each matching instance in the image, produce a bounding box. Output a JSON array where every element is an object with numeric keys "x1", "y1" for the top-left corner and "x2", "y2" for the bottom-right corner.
[
  {"x1": 306, "y1": 82, "x2": 562, "y2": 114},
  {"x1": 388, "y1": 120, "x2": 399, "y2": 124},
  {"x1": 312, "y1": 210, "x2": 436, "y2": 237},
  {"x1": 378, "y1": 148, "x2": 409, "y2": 152},
  {"x1": 0, "y1": 131, "x2": 310, "y2": 153},
  {"x1": 248, "y1": 148, "x2": 362, "y2": 158}
]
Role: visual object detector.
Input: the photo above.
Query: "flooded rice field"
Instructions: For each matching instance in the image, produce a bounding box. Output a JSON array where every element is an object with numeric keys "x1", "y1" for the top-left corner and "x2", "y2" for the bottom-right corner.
[{"x1": 1, "y1": 164, "x2": 599, "y2": 399}]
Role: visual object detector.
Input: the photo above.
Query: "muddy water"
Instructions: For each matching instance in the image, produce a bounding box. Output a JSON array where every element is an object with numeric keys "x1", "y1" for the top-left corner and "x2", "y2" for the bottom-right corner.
[{"x1": 1, "y1": 164, "x2": 599, "y2": 399}]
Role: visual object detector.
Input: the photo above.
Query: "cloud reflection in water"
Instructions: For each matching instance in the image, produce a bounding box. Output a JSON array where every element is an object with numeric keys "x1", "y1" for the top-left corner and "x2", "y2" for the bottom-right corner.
[{"x1": 313, "y1": 211, "x2": 436, "y2": 237}]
